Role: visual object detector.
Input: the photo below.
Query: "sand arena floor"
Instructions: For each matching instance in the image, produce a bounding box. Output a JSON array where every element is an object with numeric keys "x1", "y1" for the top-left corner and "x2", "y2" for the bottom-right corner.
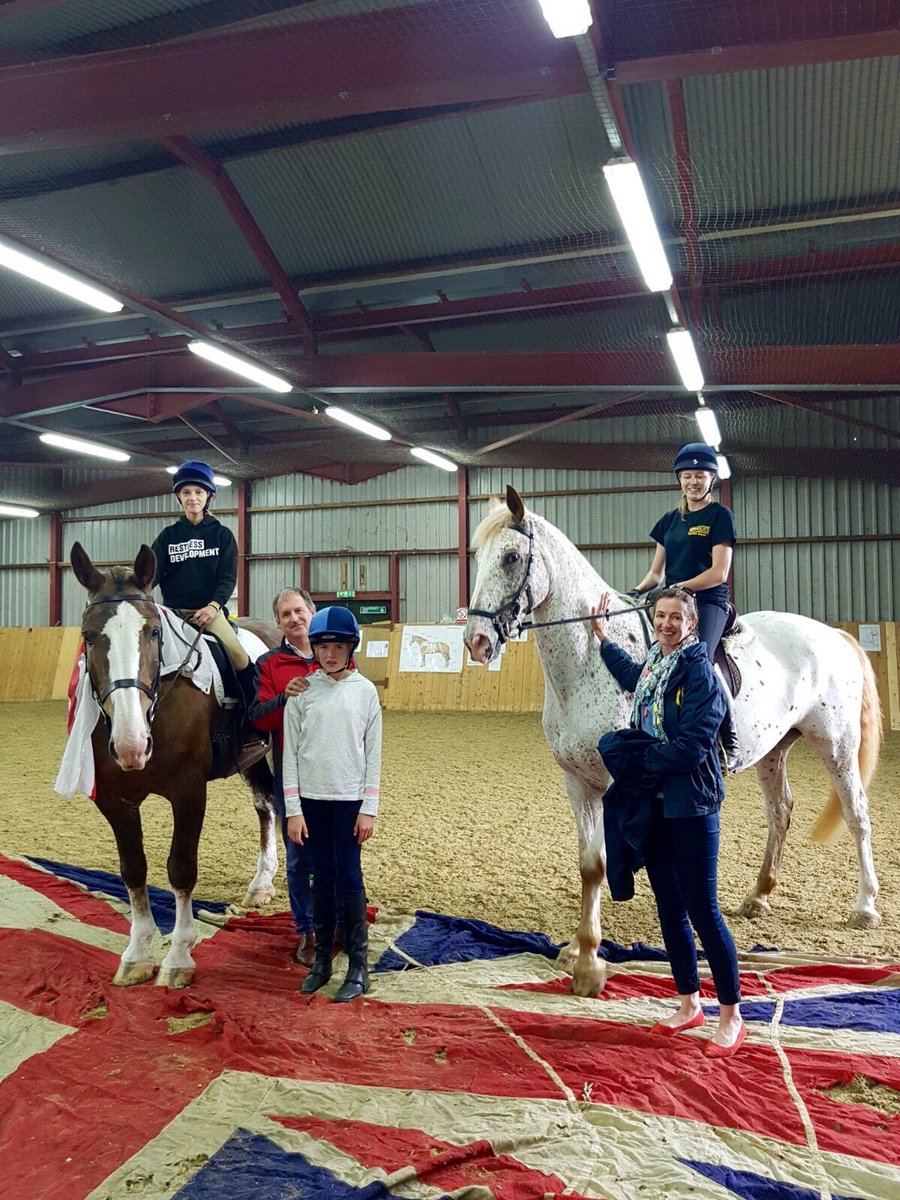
[{"x1": 2, "y1": 702, "x2": 899, "y2": 959}]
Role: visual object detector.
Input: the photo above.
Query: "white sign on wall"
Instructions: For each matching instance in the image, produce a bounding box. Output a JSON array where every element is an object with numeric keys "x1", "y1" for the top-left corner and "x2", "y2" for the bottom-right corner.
[
  {"x1": 399, "y1": 625, "x2": 465, "y2": 673},
  {"x1": 858, "y1": 624, "x2": 882, "y2": 653},
  {"x1": 365, "y1": 640, "x2": 389, "y2": 659}
]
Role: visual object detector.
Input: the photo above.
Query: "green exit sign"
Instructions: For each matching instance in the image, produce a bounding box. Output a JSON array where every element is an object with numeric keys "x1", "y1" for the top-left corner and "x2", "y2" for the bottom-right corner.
[
  {"x1": 337, "y1": 589, "x2": 356, "y2": 598},
  {"x1": 360, "y1": 604, "x2": 389, "y2": 615}
]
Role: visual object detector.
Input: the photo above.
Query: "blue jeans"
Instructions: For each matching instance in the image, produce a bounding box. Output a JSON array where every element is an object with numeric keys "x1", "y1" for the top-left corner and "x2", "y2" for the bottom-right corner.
[
  {"x1": 644, "y1": 802, "x2": 741, "y2": 1005},
  {"x1": 697, "y1": 602, "x2": 727, "y2": 662},
  {"x1": 273, "y1": 777, "x2": 313, "y2": 934},
  {"x1": 302, "y1": 798, "x2": 365, "y2": 904}
]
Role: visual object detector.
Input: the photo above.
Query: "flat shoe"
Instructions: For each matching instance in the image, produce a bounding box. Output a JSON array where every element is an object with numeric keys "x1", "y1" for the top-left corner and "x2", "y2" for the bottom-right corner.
[
  {"x1": 650, "y1": 1011, "x2": 705, "y2": 1037},
  {"x1": 705, "y1": 1023, "x2": 747, "y2": 1058}
]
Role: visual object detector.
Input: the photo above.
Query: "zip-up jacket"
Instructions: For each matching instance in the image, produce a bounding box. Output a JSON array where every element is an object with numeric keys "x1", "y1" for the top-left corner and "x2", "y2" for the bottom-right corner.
[
  {"x1": 248, "y1": 639, "x2": 318, "y2": 768},
  {"x1": 151, "y1": 514, "x2": 237, "y2": 613}
]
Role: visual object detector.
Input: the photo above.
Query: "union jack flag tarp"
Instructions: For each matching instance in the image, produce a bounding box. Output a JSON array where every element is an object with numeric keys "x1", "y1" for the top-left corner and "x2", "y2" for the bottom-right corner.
[{"x1": 1, "y1": 853, "x2": 898, "y2": 1200}]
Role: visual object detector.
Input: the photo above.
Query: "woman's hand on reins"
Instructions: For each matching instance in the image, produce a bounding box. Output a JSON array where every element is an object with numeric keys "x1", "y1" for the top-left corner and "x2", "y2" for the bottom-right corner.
[{"x1": 591, "y1": 592, "x2": 612, "y2": 641}]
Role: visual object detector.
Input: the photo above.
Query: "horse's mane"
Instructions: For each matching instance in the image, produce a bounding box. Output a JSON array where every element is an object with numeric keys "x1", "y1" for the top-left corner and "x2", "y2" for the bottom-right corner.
[{"x1": 471, "y1": 502, "x2": 519, "y2": 551}]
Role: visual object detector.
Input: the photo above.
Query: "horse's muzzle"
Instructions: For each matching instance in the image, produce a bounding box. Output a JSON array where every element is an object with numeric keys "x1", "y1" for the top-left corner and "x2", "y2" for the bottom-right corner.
[
  {"x1": 465, "y1": 629, "x2": 495, "y2": 664},
  {"x1": 110, "y1": 734, "x2": 152, "y2": 771}
]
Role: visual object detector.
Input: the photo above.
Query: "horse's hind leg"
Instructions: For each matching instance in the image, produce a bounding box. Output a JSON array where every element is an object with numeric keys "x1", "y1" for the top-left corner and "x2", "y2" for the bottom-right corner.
[
  {"x1": 805, "y1": 729, "x2": 880, "y2": 929},
  {"x1": 94, "y1": 792, "x2": 159, "y2": 986},
  {"x1": 740, "y1": 732, "x2": 800, "y2": 919},
  {"x1": 239, "y1": 756, "x2": 278, "y2": 909},
  {"x1": 558, "y1": 772, "x2": 607, "y2": 998},
  {"x1": 157, "y1": 781, "x2": 206, "y2": 989}
]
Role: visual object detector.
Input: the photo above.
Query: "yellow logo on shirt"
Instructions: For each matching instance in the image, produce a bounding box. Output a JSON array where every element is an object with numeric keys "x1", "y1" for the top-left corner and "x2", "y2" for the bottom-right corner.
[{"x1": 688, "y1": 525, "x2": 710, "y2": 536}]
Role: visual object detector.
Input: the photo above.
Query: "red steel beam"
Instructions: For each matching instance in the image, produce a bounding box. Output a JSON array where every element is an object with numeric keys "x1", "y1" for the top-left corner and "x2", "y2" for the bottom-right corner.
[
  {"x1": 49, "y1": 509, "x2": 62, "y2": 626},
  {"x1": 389, "y1": 553, "x2": 400, "y2": 625},
  {"x1": 457, "y1": 467, "x2": 469, "y2": 608},
  {"x1": 162, "y1": 136, "x2": 316, "y2": 354},
  {"x1": 753, "y1": 391, "x2": 900, "y2": 442},
  {"x1": 475, "y1": 393, "x2": 645, "y2": 454},
  {"x1": 237, "y1": 481, "x2": 250, "y2": 616},
  {"x1": 0, "y1": 7, "x2": 585, "y2": 153}
]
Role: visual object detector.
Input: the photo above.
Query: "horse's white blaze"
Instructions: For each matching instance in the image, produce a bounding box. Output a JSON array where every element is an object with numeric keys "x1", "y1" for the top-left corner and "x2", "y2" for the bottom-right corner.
[{"x1": 104, "y1": 602, "x2": 150, "y2": 766}]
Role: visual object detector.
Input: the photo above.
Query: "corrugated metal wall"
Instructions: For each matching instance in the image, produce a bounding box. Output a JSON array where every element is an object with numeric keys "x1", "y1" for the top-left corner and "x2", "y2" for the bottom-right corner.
[
  {"x1": 1, "y1": 469, "x2": 896, "y2": 626},
  {"x1": 0, "y1": 515, "x2": 50, "y2": 626}
]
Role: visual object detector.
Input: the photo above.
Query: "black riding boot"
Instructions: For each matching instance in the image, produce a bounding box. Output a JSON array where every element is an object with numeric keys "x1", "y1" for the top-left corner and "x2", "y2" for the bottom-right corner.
[
  {"x1": 235, "y1": 663, "x2": 269, "y2": 772},
  {"x1": 299, "y1": 893, "x2": 335, "y2": 995},
  {"x1": 714, "y1": 665, "x2": 743, "y2": 774},
  {"x1": 333, "y1": 892, "x2": 370, "y2": 1003}
]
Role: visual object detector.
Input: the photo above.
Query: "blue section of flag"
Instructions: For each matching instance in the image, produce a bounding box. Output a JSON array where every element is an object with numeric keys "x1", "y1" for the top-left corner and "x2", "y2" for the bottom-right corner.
[
  {"x1": 26, "y1": 856, "x2": 227, "y2": 934},
  {"x1": 683, "y1": 1160, "x2": 861, "y2": 1199},
  {"x1": 704, "y1": 990, "x2": 900, "y2": 1035},
  {"x1": 173, "y1": 1128, "x2": 447, "y2": 1199},
  {"x1": 373, "y1": 909, "x2": 671, "y2": 972}
]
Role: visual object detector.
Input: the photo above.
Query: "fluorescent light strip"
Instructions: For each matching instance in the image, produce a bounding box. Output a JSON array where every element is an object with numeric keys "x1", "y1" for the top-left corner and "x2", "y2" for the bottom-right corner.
[
  {"x1": 212, "y1": 475, "x2": 231, "y2": 487},
  {"x1": 411, "y1": 447, "x2": 458, "y2": 472},
  {"x1": 324, "y1": 406, "x2": 392, "y2": 441},
  {"x1": 538, "y1": 0, "x2": 592, "y2": 37},
  {"x1": 666, "y1": 327, "x2": 705, "y2": 391},
  {"x1": 602, "y1": 159, "x2": 673, "y2": 292},
  {"x1": 0, "y1": 503, "x2": 39, "y2": 518},
  {"x1": 0, "y1": 240, "x2": 123, "y2": 313},
  {"x1": 39, "y1": 432, "x2": 130, "y2": 462},
  {"x1": 716, "y1": 454, "x2": 731, "y2": 480},
  {"x1": 188, "y1": 340, "x2": 292, "y2": 393},
  {"x1": 694, "y1": 405, "x2": 722, "y2": 447}
]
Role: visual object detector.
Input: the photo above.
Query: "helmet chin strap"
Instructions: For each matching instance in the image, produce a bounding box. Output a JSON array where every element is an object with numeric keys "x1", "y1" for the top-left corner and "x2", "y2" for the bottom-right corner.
[
  {"x1": 313, "y1": 643, "x2": 354, "y2": 676},
  {"x1": 680, "y1": 472, "x2": 717, "y2": 502}
]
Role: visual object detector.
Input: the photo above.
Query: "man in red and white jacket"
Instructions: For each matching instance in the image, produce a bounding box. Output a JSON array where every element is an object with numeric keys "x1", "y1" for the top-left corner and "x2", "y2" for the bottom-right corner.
[{"x1": 249, "y1": 587, "x2": 321, "y2": 964}]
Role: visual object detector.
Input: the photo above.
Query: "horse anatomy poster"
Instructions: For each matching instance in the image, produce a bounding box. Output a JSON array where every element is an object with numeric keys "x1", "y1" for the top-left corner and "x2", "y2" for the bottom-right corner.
[
  {"x1": 399, "y1": 625, "x2": 465, "y2": 673},
  {"x1": 3, "y1": 855, "x2": 899, "y2": 1200}
]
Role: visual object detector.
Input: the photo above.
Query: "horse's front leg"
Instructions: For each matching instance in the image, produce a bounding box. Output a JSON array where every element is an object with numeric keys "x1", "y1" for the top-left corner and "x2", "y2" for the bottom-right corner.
[
  {"x1": 94, "y1": 790, "x2": 159, "y2": 986},
  {"x1": 558, "y1": 772, "x2": 607, "y2": 998},
  {"x1": 157, "y1": 779, "x2": 207, "y2": 989},
  {"x1": 239, "y1": 756, "x2": 278, "y2": 908}
]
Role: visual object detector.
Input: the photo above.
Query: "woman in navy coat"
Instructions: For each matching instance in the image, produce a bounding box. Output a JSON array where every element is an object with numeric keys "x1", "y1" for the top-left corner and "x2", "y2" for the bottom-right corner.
[{"x1": 593, "y1": 585, "x2": 745, "y2": 1058}]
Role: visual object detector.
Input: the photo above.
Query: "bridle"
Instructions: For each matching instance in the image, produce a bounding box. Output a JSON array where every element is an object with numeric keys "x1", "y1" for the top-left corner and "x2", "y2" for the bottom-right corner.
[
  {"x1": 468, "y1": 521, "x2": 653, "y2": 650},
  {"x1": 82, "y1": 593, "x2": 163, "y2": 730}
]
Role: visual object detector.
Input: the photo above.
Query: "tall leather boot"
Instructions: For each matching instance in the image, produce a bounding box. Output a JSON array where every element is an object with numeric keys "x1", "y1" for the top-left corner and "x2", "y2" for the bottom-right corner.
[
  {"x1": 235, "y1": 663, "x2": 269, "y2": 772},
  {"x1": 714, "y1": 664, "x2": 743, "y2": 774},
  {"x1": 333, "y1": 892, "x2": 370, "y2": 1003},
  {"x1": 299, "y1": 893, "x2": 335, "y2": 995}
]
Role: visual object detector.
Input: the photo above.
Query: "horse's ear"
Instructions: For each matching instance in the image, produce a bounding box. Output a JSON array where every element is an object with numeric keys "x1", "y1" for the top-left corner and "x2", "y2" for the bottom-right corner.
[
  {"x1": 506, "y1": 485, "x2": 525, "y2": 524},
  {"x1": 133, "y1": 545, "x2": 157, "y2": 593},
  {"x1": 70, "y1": 542, "x2": 104, "y2": 594}
]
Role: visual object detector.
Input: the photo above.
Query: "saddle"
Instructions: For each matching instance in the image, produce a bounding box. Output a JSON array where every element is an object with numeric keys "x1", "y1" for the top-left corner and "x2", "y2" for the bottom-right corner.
[{"x1": 714, "y1": 604, "x2": 743, "y2": 698}]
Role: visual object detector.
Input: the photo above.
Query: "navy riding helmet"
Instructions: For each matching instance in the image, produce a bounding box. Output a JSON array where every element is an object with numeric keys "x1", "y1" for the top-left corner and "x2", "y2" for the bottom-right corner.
[
  {"x1": 308, "y1": 606, "x2": 361, "y2": 651},
  {"x1": 172, "y1": 460, "x2": 217, "y2": 496},
  {"x1": 674, "y1": 443, "x2": 718, "y2": 476}
]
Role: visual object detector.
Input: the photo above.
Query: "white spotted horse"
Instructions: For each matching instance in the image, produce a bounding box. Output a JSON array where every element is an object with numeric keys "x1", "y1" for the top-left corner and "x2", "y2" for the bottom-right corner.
[
  {"x1": 465, "y1": 487, "x2": 882, "y2": 998},
  {"x1": 71, "y1": 542, "x2": 282, "y2": 988}
]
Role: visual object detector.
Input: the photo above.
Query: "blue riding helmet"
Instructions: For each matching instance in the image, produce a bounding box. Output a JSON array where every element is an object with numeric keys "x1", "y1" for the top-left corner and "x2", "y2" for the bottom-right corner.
[
  {"x1": 308, "y1": 606, "x2": 361, "y2": 649},
  {"x1": 172, "y1": 460, "x2": 217, "y2": 496},
  {"x1": 674, "y1": 443, "x2": 718, "y2": 476}
]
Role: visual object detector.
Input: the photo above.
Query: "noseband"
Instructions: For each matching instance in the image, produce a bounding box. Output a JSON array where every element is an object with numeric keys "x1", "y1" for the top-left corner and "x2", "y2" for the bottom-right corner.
[
  {"x1": 82, "y1": 593, "x2": 162, "y2": 728},
  {"x1": 468, "y1": 523, "x2": 535, "y2": 645}
]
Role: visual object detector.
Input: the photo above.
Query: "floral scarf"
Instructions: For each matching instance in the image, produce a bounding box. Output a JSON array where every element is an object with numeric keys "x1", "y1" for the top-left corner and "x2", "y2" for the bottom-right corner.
[{"x1": 630, "y1": 635, "x2": 698, "y2": 741}]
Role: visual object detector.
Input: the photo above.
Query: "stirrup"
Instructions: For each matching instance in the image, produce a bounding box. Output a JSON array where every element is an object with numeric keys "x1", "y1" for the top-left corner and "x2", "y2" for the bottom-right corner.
[{"x1": 236, "y1": 737, "x2": 269, "y2": 773}]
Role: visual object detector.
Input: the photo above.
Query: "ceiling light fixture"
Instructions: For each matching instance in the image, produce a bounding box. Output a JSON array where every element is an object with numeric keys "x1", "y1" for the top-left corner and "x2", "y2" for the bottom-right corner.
[
  {"x1": 411, "y1": 447, "x2": 458, "y2": 472},
  {"x1": 694, "y1": 404, "x2": 722, "y2": 447},
  {"x1": 0, "y1": 239, "x2": 124, "y2": 313},
  {"x1": 602, "y1": 158, "x2": 673, "y2": 292},
  {"x1": 666, "y1": 327, "x2": 705, "y2": 392},
  {"x1": 212, "y1": 475, "x2": 232, "y2": 487},
  {"x1": 538, "y1": 0, "x2": 592, "y2": 38},
  {"x1": 0, "y1": 503, "x2": 40, "y2": 518},
  {"x1": 716, "y1": 454, "x2": 731, "y2": 480},
  {"x1": 39, "y1": 432, "x2": 131, "y2": 462},
  {"x1": 324, "y1": 406, "x2": 392, "y2": 441},
  {"x1": 187, "y1": 340, "x2": 293, "y2": 393}
]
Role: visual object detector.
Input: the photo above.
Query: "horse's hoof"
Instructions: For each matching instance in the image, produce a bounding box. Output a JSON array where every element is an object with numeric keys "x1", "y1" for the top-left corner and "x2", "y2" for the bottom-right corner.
[
  {"x1": 848, "y1": 910, "x2": 881, "y2": 930},
  {"x1": 155, "y1": 966, "x2": 195, "y2": 989},
  {"x1": 739, "y1": 896, "x2": 771, "y2": 920},
  {"x1": 112, "y1": 960, "x2": 156, "y2": 987},
  {"x1": 240, "y1": 887, "x2": 275, "y2": 909},
  {"x1": 571, "y1": 959, "x2": 607, "y2": 998}
]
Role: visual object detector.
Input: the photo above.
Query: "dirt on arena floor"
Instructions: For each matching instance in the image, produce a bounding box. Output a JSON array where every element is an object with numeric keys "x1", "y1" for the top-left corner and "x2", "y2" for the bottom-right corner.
[{"x1": 2, "y1": 702, "x2": 899, "y2": 959}]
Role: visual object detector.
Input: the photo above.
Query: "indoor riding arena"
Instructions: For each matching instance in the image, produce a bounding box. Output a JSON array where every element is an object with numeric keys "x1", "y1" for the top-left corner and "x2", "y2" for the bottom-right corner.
[{"x1": 1, "y1": 4, "x2": 898, "y2": 1199}]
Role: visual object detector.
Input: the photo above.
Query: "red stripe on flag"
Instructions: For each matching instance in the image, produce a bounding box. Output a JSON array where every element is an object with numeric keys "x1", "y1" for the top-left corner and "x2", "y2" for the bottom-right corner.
[{"x1": 0, "y1": 855, "x2": 130, "y2": 934}]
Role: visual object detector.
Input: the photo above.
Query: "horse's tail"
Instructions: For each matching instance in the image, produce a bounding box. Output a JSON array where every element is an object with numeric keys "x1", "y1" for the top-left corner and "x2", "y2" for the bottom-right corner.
[{"x1": 810, "y1": 629, "x2": 883, "y2": 845}]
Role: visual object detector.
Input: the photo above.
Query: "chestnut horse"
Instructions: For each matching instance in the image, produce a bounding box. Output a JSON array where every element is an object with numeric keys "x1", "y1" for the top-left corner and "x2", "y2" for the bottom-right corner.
[
  {"x1": 465, "y1": 488, "x2": 882, "y2": 998},
  {"x1": 71, "y1": 542, "x2": 280, "y2": 988}
]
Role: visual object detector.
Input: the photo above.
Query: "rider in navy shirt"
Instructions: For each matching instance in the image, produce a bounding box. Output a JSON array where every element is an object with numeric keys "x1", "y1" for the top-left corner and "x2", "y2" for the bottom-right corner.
[{"x1": 629, "y1": 443, "x2": 741, "y2": 770}]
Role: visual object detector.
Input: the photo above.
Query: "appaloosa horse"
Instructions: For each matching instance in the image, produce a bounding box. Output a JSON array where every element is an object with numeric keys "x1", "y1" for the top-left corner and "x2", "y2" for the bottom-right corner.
[
  {"x1": 71, "y1": 542, "x2": 281, "y2": 988},
  {"x1": 465, "y1": 488, "x2": 882, "y2": 998}
]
